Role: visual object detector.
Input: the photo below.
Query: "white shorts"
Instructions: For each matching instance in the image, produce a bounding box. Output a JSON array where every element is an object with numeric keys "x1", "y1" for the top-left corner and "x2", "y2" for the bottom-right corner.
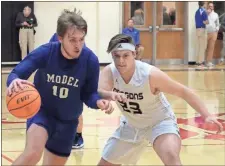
[{"x1": 102, "y1": 119, "x2": 180, "y2": 165}]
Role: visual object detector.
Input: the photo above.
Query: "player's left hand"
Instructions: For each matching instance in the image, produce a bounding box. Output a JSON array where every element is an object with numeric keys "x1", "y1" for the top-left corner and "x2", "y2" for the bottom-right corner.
[
  {"x1": 205, "y1": 115, "x2": 224, "y2": 133},
  {"x1": 97, "y1": 99, "x2": 114, "y2": 114}
]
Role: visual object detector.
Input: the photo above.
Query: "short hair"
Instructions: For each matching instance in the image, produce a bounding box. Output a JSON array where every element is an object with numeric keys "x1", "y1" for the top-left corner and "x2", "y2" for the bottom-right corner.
[
  {"x1": 107, "y1": 34, "x2": 135, "y2": 53},
  {"x1": 57, "y1": 8, "x2": 87, "y2": 38},
  {"x1": 127, "y1": 18, "x2": 134, "y2": 22},
  {"x1": 208, "y1": 2, "x2": 214, "y2": 5},
  {"x1": 23, "y1": 6, "x2": 31, "y2": 11},
  {"x1": 24, "y1": 5, "x2": 31, "y2": 9},
  {"x1": 198, "y1": 1, "x2": 205, "y2": 7}
]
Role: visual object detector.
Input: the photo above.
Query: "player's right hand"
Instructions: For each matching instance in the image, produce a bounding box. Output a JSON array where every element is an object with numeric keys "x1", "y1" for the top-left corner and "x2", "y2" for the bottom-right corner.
[
  {"x1": 97, "y1": 99, "x2": 114, "y2": 114},
  {"x1": 7, "y1": 78, "x2": 34, "y2": 96}
]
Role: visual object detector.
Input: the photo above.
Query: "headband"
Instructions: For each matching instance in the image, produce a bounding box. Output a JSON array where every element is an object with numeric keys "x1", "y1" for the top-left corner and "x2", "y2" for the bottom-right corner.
[{"x1": 111, "y1": 43, "x2": 135, "y2": 53}]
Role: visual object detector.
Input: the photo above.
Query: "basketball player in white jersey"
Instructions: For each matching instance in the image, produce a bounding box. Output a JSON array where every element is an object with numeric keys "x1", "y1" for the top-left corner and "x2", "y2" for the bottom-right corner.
[{"x1": 97, "y1": 34, "x2": 223, "y2": 166}]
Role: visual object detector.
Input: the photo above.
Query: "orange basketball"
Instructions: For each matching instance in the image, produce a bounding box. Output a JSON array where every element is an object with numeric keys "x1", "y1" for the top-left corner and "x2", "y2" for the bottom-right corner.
[{"x1": 6, "y1": 84, "x2": 41, "y2": 119}]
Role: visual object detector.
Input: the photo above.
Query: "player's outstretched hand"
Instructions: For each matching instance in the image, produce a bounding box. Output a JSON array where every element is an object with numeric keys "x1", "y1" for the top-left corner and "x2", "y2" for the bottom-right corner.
[
  {"x1": 205, "y1": 115, "x2": 224, "y2": 134},
  {"x1": 110, "y1": 92, "x2": 127, "y2": 103},
  {"x1": 7, "y1": 78, "x2": 34, "y2": 96},
  {"x1": 97, "y1": 99, "x2": 114, "y2": 114}
]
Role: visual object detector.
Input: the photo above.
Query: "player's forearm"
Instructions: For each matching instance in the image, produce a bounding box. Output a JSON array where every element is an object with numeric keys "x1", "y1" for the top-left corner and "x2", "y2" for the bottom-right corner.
[
  {"x1": 7, "y1": 72, "x2": 19, "y2": 87},
  {"x1": 6, "y1": 63, "x2": 36, "y2": 86},
  {"x1": 182, "y1": 89, "x2": 211, "y2": 118},
  {"x1": 83, "y1": 92, "x2": 101, "y2": 109},
  {"x1": 7, "y1": 45, "x2": 49, "y2": 87},
  {"x1": 98, "y1": 89, "x2": 112, "y2": 100}
]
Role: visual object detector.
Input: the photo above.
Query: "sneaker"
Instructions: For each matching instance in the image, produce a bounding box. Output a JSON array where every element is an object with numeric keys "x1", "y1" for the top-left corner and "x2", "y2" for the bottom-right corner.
[
  {"x1": 218, "y1": 60, "x2": 225, "y2": 66},
  {"x1": 196, "y1": 61, "x2": 205, "y2": 66},
  {"x1": 72, "y1": 133, "x2": 84, "y2": 149},
  {"x1": 206, "y1": 62, "x2": 215, "y2": 68},
  {"x1": 196, "y1": 62, "x2": 206, "y2": 69}
]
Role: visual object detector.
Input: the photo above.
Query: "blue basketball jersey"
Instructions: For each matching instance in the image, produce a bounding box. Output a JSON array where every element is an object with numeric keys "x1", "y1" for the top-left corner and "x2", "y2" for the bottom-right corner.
[{"x1": 7, "y1": 42, "x2": 101, "y2": 120}]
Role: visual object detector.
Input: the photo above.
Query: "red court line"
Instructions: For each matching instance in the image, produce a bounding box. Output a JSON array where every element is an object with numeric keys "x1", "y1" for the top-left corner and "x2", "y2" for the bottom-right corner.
[
  {"x1": 2, "y1": 120, "x2": 25, "y2": 124},
  {"x1": 2, "y1": 128, "x2": 26, "y2": 130},
  {"x1": 2, "y1": 154, "x2": 13, "y2": 163}
]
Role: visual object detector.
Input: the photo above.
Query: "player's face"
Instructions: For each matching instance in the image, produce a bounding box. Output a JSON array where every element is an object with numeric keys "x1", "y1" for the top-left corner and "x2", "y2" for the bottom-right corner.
[
  {"x1": 112, "y1": 50, "x2": 136, "y2": 74},
  {"x1": 58, "y1": 27, "x2": 85, "y2": 59}
]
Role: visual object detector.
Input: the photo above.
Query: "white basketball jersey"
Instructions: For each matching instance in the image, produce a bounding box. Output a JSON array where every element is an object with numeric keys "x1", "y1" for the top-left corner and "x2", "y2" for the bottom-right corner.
[{"x1": 110, "y1": 61, "x2": 176, "y2": 128}]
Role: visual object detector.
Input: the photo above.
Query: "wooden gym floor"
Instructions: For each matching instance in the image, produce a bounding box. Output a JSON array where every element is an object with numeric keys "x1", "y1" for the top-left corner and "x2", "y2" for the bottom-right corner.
[{"x1": 1, "y1": 64, "x2": 225, "y2": 165}]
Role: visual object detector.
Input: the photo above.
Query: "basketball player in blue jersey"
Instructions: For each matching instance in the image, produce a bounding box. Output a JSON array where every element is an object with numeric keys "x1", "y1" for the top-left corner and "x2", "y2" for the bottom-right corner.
[
  {"x1": 97, "y1": 34, "x2": 224, "y2": 166},
  {"x1": 6, "y1": 8, "x2": 117, "y2": 166},
  {"x1": 49, "y1": 33, "x2": 85, "y2": 149}
]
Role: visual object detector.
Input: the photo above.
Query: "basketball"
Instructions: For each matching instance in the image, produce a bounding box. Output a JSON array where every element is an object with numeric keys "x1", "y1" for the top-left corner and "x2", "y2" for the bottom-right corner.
[{"x1": 6, "y1": 84, "x2": 41, "y2": 119}]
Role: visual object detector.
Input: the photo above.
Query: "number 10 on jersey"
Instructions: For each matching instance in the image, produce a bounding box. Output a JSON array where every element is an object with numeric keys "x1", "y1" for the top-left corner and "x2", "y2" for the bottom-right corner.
[{"x1": 53, "y1": 86, "x2": 69, "y2": 98}]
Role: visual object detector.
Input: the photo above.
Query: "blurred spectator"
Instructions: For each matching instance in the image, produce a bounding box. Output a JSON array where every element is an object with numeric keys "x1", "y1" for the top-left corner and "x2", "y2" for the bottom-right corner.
[
  {"x1": 205, "y1": 2, "x2": 219, "y2": 67},
  {"x1": 132, "y1": 8, "x2": 144, "y2": 25},
  {"x1": 15, "y1": 6, "x2": 37, "y2": 59},
  {"x1": 195, "y1": 1, "x2": 209, "y2": 67},
  {"x1": 122, "y1": 19, "x2": 144, "y2": 60},
  {"x1": 169, "y1": 8, "x2": 176, "y2": 25},
  {"x1": 163, "y1": 7, "x2": 172, "y2": 25},
  {"x1": 218, "y1": 14, "x2": 225, "y2": 65}
]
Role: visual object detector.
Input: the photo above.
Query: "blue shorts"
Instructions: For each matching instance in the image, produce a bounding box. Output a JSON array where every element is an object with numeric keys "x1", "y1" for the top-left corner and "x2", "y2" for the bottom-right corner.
[{"x1": 26, "y1": 109, "x2": 78, "y2": 157}]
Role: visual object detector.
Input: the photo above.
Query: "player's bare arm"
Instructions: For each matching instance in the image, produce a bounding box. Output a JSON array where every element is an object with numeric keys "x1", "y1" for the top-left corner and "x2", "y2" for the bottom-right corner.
[
  {"x1": 98, "y1": 65, "x2": 127, "y2": 103},
  {"x1": 149, "y1": 67, "x2": 223, "y2": 133}
]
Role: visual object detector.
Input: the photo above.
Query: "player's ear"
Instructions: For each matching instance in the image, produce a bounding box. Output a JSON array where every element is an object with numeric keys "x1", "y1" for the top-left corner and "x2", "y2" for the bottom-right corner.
[
  {"x1": 58, "y1": 35, "x2": 63, "y2": 43},
  {"x1": 132, "y1": 51, "x2": 136, "y2": 59}
]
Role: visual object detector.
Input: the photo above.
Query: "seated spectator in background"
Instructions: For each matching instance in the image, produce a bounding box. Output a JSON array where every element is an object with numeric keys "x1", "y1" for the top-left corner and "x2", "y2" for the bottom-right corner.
[
  {"x1": 15, "y1": 6, "x2": 38, "y2": 60},
  {"x1": 205, "y1": 2, "x2": 219, "y2": 68},
  {"x1": 122, "y1": 19, "x2": 144, "y2": 60}
]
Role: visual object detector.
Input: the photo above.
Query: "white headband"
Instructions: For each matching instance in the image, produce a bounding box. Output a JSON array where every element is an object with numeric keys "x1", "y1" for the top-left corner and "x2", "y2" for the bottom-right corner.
[{"x1": 111, "y1": 43, "x2": 136, "y2": 53}]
